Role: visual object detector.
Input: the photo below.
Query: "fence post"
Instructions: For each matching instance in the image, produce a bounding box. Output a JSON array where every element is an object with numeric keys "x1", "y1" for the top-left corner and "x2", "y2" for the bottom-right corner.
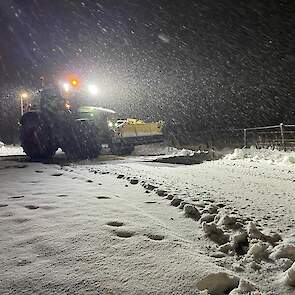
[
  {"x1": 243, "y1": 129, "x2": 247, "y2": 148},
  {"x1": 280, "y1": 123, "x2": 285, "y2": 151}
]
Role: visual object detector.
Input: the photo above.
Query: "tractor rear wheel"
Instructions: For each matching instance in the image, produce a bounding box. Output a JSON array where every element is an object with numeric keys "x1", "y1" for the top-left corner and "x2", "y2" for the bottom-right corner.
[{"x1": 20, "y1": 112, "x2": 56, "y2": 160}]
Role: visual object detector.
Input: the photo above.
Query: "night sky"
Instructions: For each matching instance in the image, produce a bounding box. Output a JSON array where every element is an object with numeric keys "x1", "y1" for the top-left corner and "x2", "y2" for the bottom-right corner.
[{"x1": 0, "y1": 0, "x2": 294, "y2": 143}]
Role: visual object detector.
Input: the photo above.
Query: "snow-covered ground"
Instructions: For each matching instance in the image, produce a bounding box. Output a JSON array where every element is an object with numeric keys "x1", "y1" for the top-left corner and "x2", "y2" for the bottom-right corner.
[{"x1": 0, "y1": 146, "x2": 295, "y2": 294}]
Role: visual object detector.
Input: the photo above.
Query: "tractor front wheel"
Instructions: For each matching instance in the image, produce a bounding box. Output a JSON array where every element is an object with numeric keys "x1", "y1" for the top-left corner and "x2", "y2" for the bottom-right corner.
[{"x1": 62, "y1": 120, "x2": 102, "y2": 160}]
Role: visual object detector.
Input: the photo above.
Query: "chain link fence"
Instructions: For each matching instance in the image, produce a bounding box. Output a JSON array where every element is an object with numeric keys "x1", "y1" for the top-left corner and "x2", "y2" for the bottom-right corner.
[{"x1": 243, "y1": 123, "x2": 295, "y2": 150}]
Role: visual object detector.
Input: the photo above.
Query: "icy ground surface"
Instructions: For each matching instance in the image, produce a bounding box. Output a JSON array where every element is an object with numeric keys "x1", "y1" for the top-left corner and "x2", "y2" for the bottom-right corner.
[{"x1": 1, "y1": 146, "x2": 295, "y2": 294}]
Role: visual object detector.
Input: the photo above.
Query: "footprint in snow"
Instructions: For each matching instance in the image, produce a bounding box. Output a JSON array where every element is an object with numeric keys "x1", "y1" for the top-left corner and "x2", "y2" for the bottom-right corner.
[
  {"x1": 16, "y1": 259, "x2": 32, "y2": 266},
  {"x1": 35, "y1": 170, "x2": 44, "y2": 173},
  {"x1": 144, "y1": 201, "x2": 157, "y2": 204},
  {"x1": 40, "y1": 205, "x2": 56, "y2": 210},
  {"x1": 130, "y1": 179, "x2": 139, "y2": 185},
  {"x1": 107, "y1": 221, "x2": 124, "y2": 227},
  {"x1": 13, "y1": 218, "x2": 30, "y2": 224},
  {"x1": 10, "y1": 195, "x2": 24, "y2": 199},
  {"x1": 145, "y1": 234, "x2": 165, "y2": 241},
  {"x1": 57, "y1": 194, "x2": 68, "y2": 198},
  {"x1": 0, "y1": 204, "x2": 8, "y2": 208},
  {"x1": 51, "y1": 172, "x2": 63, "y2": 176},
  {"x1": 24, "y1": 205, "x2": 39, "y2": 210},
  {"x1": 96, "y1": 196, "x2": 111, "y2": 200},
  {"x1": 114, "y1": 230, "x2": 134, "y2": 238},
  {"x1": 15, "y1": 164, "x2": 28, "y2": 169},
  {"x1": 0, "y1": 211, "x2": 14, "y2": 217}
]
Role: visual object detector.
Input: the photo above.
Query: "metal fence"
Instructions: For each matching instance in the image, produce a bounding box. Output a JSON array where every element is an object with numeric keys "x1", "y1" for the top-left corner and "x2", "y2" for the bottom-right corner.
[{"x1": 243, "y1": 123, "x2": 295, "y2": 150}]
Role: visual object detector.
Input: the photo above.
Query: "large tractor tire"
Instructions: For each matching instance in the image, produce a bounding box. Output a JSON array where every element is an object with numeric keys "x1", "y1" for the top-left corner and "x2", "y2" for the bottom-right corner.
[
  {"x1": 20, "y1": 112, "x2": 56, "y2": 160},
  {"x1": 62, "y1": 120, "x2": 102, "y2": 160},
  {"x1": 110, "y1": 143, "x2": 135, "y2": 156}
]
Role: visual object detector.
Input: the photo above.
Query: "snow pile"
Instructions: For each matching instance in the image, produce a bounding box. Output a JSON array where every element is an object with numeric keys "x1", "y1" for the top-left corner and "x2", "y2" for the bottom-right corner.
[
  {"x1": 0, "y1": 144, "x2": 24, "y2": 156},
  {"x1": 133, "y1": 143, "x2": 178, "y2": 156},
  {"x1": 224, "y1": 147, "x2": 295, "y2": 165},
  {"x1": 133, "y1": 143, "x2": 197, "y2": 157},
  {"x1": 170, "y1": 148, "x2": 195, "y2": 157},
  {"x1": 133, "y1": 143, "x2": 210, "y2": 165},
  {"x1": 156, "y1": 147, "x2": 196, "y2": 158},
  {"x1": 152, "y1": 149, "x2": 210, "y2": 165}
]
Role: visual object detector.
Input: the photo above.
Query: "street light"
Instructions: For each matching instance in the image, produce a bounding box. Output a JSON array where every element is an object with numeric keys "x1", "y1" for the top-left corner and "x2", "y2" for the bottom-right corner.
[
  {"x1": 20, "y1": 92, "x2": 29, "y2": 116},
  {"x1": 21, "y1": 92, "x2": 28, "y2": 99}
]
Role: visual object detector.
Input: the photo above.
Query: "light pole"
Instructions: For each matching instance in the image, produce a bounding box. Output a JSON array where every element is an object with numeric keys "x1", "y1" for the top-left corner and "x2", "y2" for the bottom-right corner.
[{"x1": 20, "y1": 92, "x2": 28, "y2": 116}]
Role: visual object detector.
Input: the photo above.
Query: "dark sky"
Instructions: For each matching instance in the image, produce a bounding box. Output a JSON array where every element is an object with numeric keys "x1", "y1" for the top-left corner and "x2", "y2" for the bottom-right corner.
[
  {"x1": 1, "y1": 1, "x2": 293, "y2": 86},
  {"x1": 0, "y1": 0, "x2": 294, "y2": 141}
]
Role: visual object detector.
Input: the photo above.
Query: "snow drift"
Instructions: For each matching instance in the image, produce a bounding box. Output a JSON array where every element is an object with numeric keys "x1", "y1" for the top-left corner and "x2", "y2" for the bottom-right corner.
[{"x1": 224, "y1": 146, "x2": 295, "y2": 166}]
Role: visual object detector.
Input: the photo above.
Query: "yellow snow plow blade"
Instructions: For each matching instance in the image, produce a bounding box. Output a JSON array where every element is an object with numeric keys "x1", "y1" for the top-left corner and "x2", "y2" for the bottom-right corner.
[{"x1": 116, "y1": 118, "x2": 163, "y2": 138}]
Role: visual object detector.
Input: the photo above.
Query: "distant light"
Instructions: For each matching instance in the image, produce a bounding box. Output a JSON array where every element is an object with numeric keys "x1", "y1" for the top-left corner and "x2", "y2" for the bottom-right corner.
[
  {"x1": 88, "y1": 84, "x2": 99, "y2": 95},
  {"x1": 20, "y1": 92, "x2": 28, "y2": 99},
  {"x1": 63, "y1": 83, "x2": 70, "y2": 92}
]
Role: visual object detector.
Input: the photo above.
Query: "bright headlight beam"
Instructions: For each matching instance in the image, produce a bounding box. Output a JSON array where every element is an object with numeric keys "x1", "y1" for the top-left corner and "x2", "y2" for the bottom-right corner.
[
  {"x1": 88, "y1": 84, "x2": 99, "y2": 95},
  {"x1": 63, "y1": 83, "x2": 70, "y2": 92}
]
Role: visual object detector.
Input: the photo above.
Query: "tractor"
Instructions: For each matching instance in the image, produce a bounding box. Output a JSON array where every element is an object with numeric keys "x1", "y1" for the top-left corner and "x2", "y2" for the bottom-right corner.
[{"x1": 19, "y1": 78, "x2": 163, "y2": 160}]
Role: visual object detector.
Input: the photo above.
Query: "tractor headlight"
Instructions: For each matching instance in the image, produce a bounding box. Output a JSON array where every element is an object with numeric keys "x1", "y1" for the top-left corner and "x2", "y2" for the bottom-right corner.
[{"x1": 63, "y1": 83, "x2": 70, "y2": 92}]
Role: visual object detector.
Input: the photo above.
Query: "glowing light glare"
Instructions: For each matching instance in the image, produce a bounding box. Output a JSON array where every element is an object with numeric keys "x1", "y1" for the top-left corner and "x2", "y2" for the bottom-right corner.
[
  {"x1": 88, "y1": 84, "x2": 99, "y2": 95},
  {"x1": 20, "y1": 92, "x2": 28, "y2": 99},
  {"x1": 63, "y1": 83, "x2": 70, "y2": 92},
  {"x1": 71, "y1": 79, "x2": 78, "y2": 87}
]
